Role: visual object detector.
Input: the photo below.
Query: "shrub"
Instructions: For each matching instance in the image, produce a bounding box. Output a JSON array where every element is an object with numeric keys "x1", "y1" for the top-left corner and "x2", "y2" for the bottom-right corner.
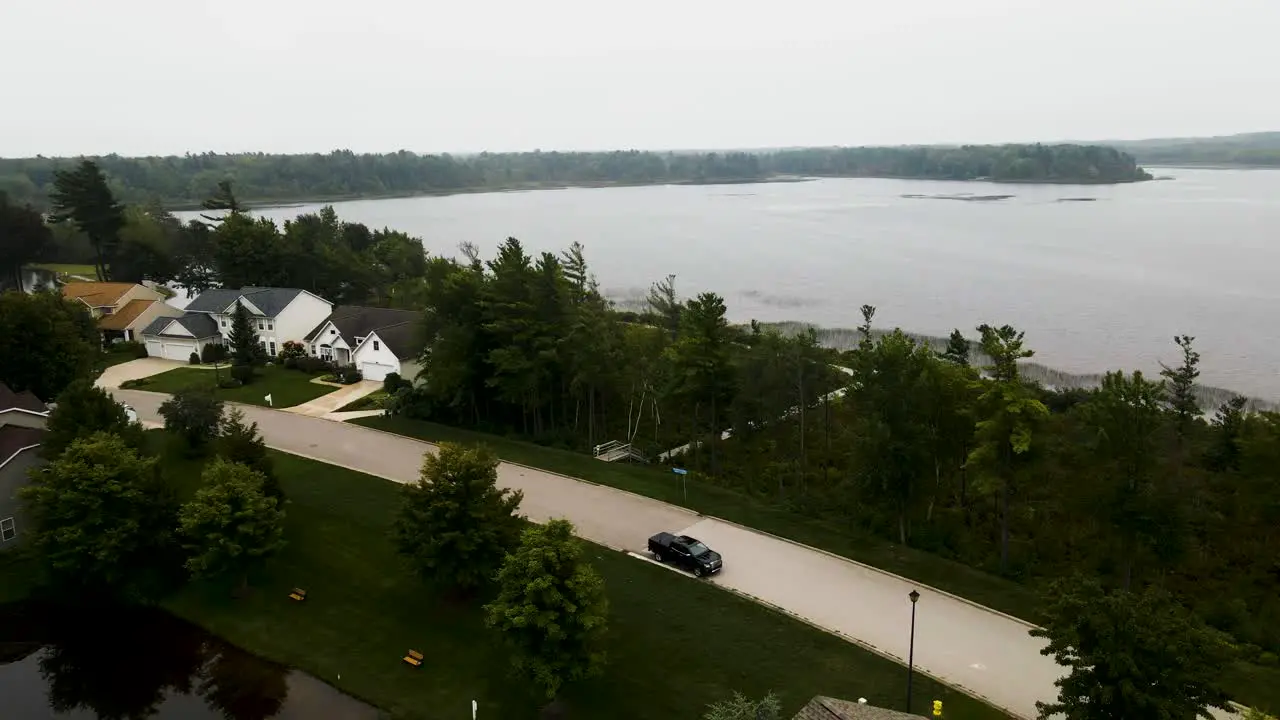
[
  {"x1": 188, "y1": 351, "x2": 200, "y2": 365},
  {"x1": 120, "y1": 378, "x2": 150, "y2": 389},
  {"x1": 116, "y1": 340, "x2": 149, "y2": 359},
  {"x1": 383, "y1": 372, "x2": 408, "y2": 395},
  {"x1": 201, "y1": 343, "x2": 229, "y2": 364},
  {"x1": 219, "y1": 379, "x2": 243, "y2": 389},
  {"x1": 230, "y1": 364, "x2": 253, "y2": 384},
  {"x1": 337, "y1": 364, "x2": 363, "y2": 384},
  {"x1": 279, "y1": 340, "x2": 307, "y2": 360},
  {"x1": 295, "y1": 356, "x2": 330, "y2": 373}
]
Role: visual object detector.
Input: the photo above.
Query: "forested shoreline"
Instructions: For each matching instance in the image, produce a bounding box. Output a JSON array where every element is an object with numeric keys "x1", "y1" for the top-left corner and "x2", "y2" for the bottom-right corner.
[
  {"x1": 0, "y1": 142, "x2": 1150, "y2": 209},
  {"x1": 1120, "y1": 131, "x2": 1280, "y2": 167}
]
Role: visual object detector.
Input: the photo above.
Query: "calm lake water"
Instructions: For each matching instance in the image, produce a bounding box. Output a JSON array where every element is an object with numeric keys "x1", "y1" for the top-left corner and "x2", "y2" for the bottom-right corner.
[
  {"x1": 192, "y1": 168, "x2": 1280, "y2": 398},
  {"x1": 0, "y1": 602, "x2": 381, "y2": 720}
]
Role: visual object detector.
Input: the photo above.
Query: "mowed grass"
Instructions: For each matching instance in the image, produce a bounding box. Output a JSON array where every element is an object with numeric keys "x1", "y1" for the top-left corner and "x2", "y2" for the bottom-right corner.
[
  {"x1": 157, "y1": 443, "x2": 1012, "y2": 720},
  {"x1": 355, "y1": 417, "x2": 1043, "y2": 621},
  {"x1": 353, "y1": 417, "x2": 1280, "y2": 713},
  {"x1": 137, "y1": 365, "x2": 334, "y2": 408},
  {"x1": 26, "y1": 262, "x2": 100, "y2": 278}
]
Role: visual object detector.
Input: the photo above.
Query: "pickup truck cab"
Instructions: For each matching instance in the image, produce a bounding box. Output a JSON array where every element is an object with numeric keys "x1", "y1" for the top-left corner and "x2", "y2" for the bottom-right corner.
[{"x1": 648, "y1": 532, "x2": 723, "y2": 577}]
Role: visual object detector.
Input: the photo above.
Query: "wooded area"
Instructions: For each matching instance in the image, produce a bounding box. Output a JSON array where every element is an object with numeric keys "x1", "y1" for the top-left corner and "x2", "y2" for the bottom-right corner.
[{"x1": 0, "y1": 143, "x2": 1151, "y2": 208}]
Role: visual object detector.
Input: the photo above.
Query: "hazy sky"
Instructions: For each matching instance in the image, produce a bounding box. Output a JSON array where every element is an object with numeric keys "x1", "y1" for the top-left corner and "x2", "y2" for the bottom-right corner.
[{"x1": 3, "y1": 0, "x2": 1276, "y2": 157}]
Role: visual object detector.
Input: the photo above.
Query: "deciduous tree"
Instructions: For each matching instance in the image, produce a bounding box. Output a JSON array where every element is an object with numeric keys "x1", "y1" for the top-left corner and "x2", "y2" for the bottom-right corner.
[
  {"x1": 0, "y1": 191, "x2": 52, "y2": 291},
  {"x1": 484, "y1": 519, "x2": 609, "y2": 700},
  {"x1": 0, "y1": 290, "x2": 98, "y2": 401},
  {"x1": 178, "y1": 459, "x2": 286, "y2": 590},
  {"x1": 1031, "y1": 577, "x2": 1233, "y2": 720},
  {"x1": 43, "y1": 379, "x2": 145, "y2": 458},
  {"x1": 392, "y1": 442, "x2": 524, "y2": 590},
  {"x1": 159, "y1": 389, "x2": 225, "y2": 452},
  {"x1": 21, "y1": 433, "x2": 177, "y2": 599}
]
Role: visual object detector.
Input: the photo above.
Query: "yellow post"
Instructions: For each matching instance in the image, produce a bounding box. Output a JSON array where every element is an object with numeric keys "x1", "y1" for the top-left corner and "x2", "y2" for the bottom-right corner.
[{"x1": 932, "y1": 700, "x2": 943, "y2": 717}]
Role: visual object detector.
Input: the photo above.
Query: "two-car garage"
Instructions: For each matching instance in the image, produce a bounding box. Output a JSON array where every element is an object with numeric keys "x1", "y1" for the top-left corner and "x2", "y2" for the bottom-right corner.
[{"x1": 146, "y1": 338, "x2": 198, "y2": 362}]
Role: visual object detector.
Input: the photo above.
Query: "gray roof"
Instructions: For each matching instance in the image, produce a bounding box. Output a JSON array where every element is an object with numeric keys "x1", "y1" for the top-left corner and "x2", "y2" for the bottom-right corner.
[
  {"x1": 792, "y1": 697, "x2": 925, "y2": 720},
  {"x1": 304, "y1": 306, "x2": 423, "y2": 359},
  {"x1": 185, "y1": 287, "x2": 308, "y2": 317},
  {"x1": 140, "y1": 312, "x2": 220, "y2": 338},
  {"x1": 0, "y1": 382, "x2": 47, "y2": 413}
]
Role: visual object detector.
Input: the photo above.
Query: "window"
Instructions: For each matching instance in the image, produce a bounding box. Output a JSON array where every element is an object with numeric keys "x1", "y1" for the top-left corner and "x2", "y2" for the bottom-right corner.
[
  {"x1": 330, "y1": 329, "x2": 336, "y2": 335},
  {"x1": 1, "y1": 517, "x2": 15, "y2": 542},
  {"x1": 257, "y1": 319, "x2": 264, "y2": 330},
  {"x1": 319, "y1": 345, "x2": 333, "y2": 360},
  {"x1": 373, "y1": 340, "x2": 380, "y2": 351},
  {"x1": 355, "y1": 336, "x2": 366, "y2": 344},
  {"x1": 259, "y1": 340, "x2": 266, "y2": 350},
  {"x1": 220, "y1": 318, "x2": 227, "y2": 328},
  {"x1": 269, "y1": 342, "x2": 276, "y2": 356},
  {"x1": 100, "y1": 306, "x2": 114, "y2": 315},
  {"x1": 267, "y1": 320, "x2": 274, "y2": 331}
]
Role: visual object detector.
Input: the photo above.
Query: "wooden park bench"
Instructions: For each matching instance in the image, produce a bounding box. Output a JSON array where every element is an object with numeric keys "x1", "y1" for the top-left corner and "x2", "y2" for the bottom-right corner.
[
  {"x1": 403, "y1": 649, "x2": 423, "y2": 667},
  {"x1": 289, "y1": 588, "x2": 307, "y2": 601}
]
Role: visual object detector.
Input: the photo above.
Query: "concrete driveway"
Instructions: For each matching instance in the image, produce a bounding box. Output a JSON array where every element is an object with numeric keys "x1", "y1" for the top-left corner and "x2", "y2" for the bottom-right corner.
[
  {"x1": 285, "y1": 380, "x2": 381, "y2": 418},
  {"x1": 109, "y1": 387, "x2": 1072, "y2": 719},
  {"x1": 96, "y1": 358, "x2": 190, "y2": 389}
]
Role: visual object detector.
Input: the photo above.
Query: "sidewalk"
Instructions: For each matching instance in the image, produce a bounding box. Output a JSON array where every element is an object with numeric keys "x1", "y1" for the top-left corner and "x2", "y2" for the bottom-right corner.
[{"x1": 283, "y1": 380, "x2": 381, "y2": 418}]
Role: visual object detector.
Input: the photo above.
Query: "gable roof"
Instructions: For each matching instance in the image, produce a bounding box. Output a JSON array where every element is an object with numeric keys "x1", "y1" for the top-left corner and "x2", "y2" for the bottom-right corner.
[
  {"x1": 98, "y1": 298, "x2": 159, "y2": 330},
  {"x1": 792, "y1": 697, "x2": 924, "y2": 720},
  {"x1": 0, "y1": 426, "x2": 45, "y2": 468},
  {"x1": 140, "y1": 312, "x2": 220, "y2": 338},
  {"x1": 61, "y1": 281, "x2": 137, "y2": 307},
  {"x1": 185, "y1": 287, "x2": 309, "y2": 317},
  {"x1": 304, "y1": 306, "x2": 422, "y2": 355},
  {"x1": 0, "y1": 382, "x2": 48, "y2": 414}
]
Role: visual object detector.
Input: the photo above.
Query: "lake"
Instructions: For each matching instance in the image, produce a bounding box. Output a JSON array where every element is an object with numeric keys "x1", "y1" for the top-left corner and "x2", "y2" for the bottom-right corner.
[
  {"x1": 186, "y1": 168, "x2": 1280, "y2": 399},
  {"x1": 0, "y1": 602, "x2": 381, "y2": 720}
]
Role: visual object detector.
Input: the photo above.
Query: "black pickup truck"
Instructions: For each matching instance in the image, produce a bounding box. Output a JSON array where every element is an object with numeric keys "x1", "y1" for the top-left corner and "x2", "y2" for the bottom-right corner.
[{"x1": 648, "y1": 532, "x2": 723, "y2": 577}]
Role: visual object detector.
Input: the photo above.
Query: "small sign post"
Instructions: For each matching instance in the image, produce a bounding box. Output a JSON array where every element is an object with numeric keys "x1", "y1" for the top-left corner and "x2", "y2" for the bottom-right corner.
[
  {"x1": 264, "y1": 393, "x2": 273, "y2": 408},
  {"x1": 672, "y1": 467, "x2": 688, "y2": 502}
]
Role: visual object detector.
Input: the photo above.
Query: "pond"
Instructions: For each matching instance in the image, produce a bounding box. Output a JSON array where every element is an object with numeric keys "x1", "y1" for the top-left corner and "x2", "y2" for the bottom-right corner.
[{"x1": 0, "y1": 602, "x2": 383, "y2": 719}]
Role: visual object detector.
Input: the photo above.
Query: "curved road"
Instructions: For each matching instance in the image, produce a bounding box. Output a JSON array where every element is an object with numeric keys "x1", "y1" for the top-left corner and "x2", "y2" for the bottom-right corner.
[{"x1": 112, "y1": 386, "x2": 1064, "y2": 718}]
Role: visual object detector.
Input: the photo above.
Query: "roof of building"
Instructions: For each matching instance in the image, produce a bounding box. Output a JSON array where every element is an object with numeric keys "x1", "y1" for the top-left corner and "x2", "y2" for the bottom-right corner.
[
  {"x1": 98, "y1": 298, "x2": 159, "y2": 330},
  {"x1": 185, "y1": 287, "x2": 309, "y2": 317},
  {"x1": 61, "y1": 281, "x2": 137, "y2": 307},
  {"x1": 0, "y1": 382, "x2": 48, "y2": 414},
  {"x1": 140, "y1": 312, "x2": 220, "y2": 338},
  {"x1": 304, "y1": 306, "x2": 423, "y2": 358},
  {"x1": 0, "y1": 426, "x2": 45, "y2": 465},
  {"x1": 792, "y1": 697, "x2": 925, "y2": 720}
]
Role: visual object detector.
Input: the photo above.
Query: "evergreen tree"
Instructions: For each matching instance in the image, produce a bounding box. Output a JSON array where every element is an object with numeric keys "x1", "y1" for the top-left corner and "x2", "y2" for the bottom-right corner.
[
  {"x1": 484, "y1": 519, "x2": 609, "y2": 700},
  {"x1": 199, "y1": 180, "x2": 243, "y2": 227},
  {"x1": 1161, "y1": 334, "x2": 1202, "y2": 439},
  {"x1": 940, "y1": 328, "x2": 970, "y2": 366},
  {"x1": 226, "y1": 303, "x2": 260, "y2": 369},
  {"x1": 392, "y1": 443, "x2": 524, "y2": 590},
  {"x1": 47, "y1": 160, "x2": 125, "y2": 281},
  {"x1": 216, "y1": 409, "x2": 282, "y2": 501}
]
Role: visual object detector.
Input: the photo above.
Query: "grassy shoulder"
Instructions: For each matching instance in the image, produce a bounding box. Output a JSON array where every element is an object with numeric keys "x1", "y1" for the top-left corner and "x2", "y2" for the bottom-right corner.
[
  {"x1": 25, "y1": 262, "x2": 100, "y2": 278},
  {"x1": 351, "y1": 417, "x2": 1280, "y2": 713},
  {"x1": 126, "y1": 365, "x2": 334, "y2": 408},
  {"x1": 354, "y1": 416, "x2": 1043, "y2": 620},
  {"x1": 153, "y1": 441, "x2": 1009, "y2": 720}
]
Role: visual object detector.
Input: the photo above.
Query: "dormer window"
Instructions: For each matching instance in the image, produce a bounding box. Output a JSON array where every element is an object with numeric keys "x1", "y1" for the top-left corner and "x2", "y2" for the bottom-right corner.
[
  {"x1": 355, "y1": 336, "x2": 366, "y2": 344},
  {"x1": 100, "y1": 307, "x2": 114, "y2": 315}
]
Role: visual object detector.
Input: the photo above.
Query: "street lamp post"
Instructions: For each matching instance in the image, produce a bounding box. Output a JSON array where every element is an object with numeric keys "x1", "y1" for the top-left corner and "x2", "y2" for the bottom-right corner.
[{"x1": 907, "y1": 589, "x2": 920, "y2": 713}]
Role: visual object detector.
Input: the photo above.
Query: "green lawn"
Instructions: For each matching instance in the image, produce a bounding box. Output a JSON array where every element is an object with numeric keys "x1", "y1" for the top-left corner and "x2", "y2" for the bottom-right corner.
[
  {"x1": 152, "y1": 442, "x2": 1010, "y2": 720},
  {"x1": 337, "y1": 390, "x2": 387, "y2": 412},
  {"x1": 27, "y1": 262, "x2": 100, "y2": 279},
  {"x1": 355, "y1": 417, "x2": 1043, "y2": 621},
  {"x1": 352, "y1": 417, "x2": 1280, "y2": 714},
  {"x1": 132, "y1": 366, "x2": 334, "y2": 408}
]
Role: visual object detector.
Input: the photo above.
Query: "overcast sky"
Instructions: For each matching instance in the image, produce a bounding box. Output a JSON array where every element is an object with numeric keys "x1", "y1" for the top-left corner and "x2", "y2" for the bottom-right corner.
[{"x1": 3, "y1": 0, "x2": 1276, "y2": 157}]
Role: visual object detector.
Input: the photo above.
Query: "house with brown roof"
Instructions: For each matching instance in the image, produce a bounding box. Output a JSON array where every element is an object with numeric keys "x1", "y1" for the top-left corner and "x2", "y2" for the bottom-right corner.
[
  {"x1": 61, "y1": 281, "x2": 182, "y2": 344},
  {"x1": 0, "y1": 382, "x2": 50, "y2": 551}
]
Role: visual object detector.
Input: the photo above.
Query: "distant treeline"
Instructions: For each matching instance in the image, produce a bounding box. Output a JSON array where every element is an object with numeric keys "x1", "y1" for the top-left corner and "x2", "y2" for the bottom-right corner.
[
  {"x1": 0, "y1": 143, "x2": 1150, "y2": 209},
  {"x1": 1118, "y1": 131, "x2": 1280, "y2": 167}
]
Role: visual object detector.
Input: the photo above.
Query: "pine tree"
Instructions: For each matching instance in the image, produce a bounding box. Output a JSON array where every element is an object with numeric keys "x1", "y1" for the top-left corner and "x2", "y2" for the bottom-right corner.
[
  {"x1": 226, "y1": 303, "x2": 259, "y2": 369},
  {"x1": 47, "y1": 160, "x2": 125, "y2": 281},
  {"x1": 940, "y1": 329, "x2": 970, "y2": 366},
  {"x1": 1160, "y1": 334, "x2": 1201, "y2": 438}
]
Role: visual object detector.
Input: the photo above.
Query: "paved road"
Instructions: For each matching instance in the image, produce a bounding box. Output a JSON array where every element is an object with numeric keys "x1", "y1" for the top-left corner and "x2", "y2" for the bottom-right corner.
[{"x1": 114, "y1": 387, "x2": 1061, "y2": 718}]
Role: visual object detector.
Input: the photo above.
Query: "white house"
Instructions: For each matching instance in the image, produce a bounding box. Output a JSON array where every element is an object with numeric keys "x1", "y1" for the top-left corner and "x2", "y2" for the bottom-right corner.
[
  {"x1": 303, "y1": 306, "x2": 423, "y2": 382},
  {"x1": 140, "y1": 287, "x2": 333, "y2": 361}
]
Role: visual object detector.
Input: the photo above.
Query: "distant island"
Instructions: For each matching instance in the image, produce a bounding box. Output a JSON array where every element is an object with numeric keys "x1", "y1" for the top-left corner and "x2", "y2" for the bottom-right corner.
[
  {"x1": 1108, "y1": 131, "x2": 1280, "y2": 168},
  {"x1": 0, "y1": 143, "x2": 1152, "y2": 209}
]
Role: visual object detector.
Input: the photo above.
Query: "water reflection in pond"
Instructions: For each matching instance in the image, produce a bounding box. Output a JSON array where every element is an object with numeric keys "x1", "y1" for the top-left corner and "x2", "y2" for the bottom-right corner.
[{"x1": 0, "y1": 602, "x2": 382, "y2": 719}]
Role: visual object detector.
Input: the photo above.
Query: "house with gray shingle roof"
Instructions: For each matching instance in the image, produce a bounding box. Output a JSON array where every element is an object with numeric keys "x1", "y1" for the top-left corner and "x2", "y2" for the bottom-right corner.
[
  {"x1": 139, "y1": 287, "x2": 333, "y2": 362},
  {"x1": 303, "y1": 305, "x2": 424, "y2": 382},
  {"x1": 0, "y1": 382, "x2": 49, "y2": 551},
  {"x1": 792, "y1": 696, "x2": 926, "y2": 720}
]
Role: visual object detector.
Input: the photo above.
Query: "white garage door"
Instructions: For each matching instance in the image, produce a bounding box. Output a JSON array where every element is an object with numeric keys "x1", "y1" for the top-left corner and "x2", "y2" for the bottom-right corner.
[
  {"x1": 145, "y1": 340, "x2": 163, "y2": 357},
  {"x1": 162, "y1": 341, "x2": 196, "y2": 361},
  {"x1": 361, "y1": 362, "x2": 394, "y2": 382}
]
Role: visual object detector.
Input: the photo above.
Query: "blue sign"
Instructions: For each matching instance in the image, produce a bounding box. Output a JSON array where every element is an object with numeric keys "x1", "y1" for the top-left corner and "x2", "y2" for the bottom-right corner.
[{"x1": 672, "y1": 467, "x2": 688, "y2": 475}]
